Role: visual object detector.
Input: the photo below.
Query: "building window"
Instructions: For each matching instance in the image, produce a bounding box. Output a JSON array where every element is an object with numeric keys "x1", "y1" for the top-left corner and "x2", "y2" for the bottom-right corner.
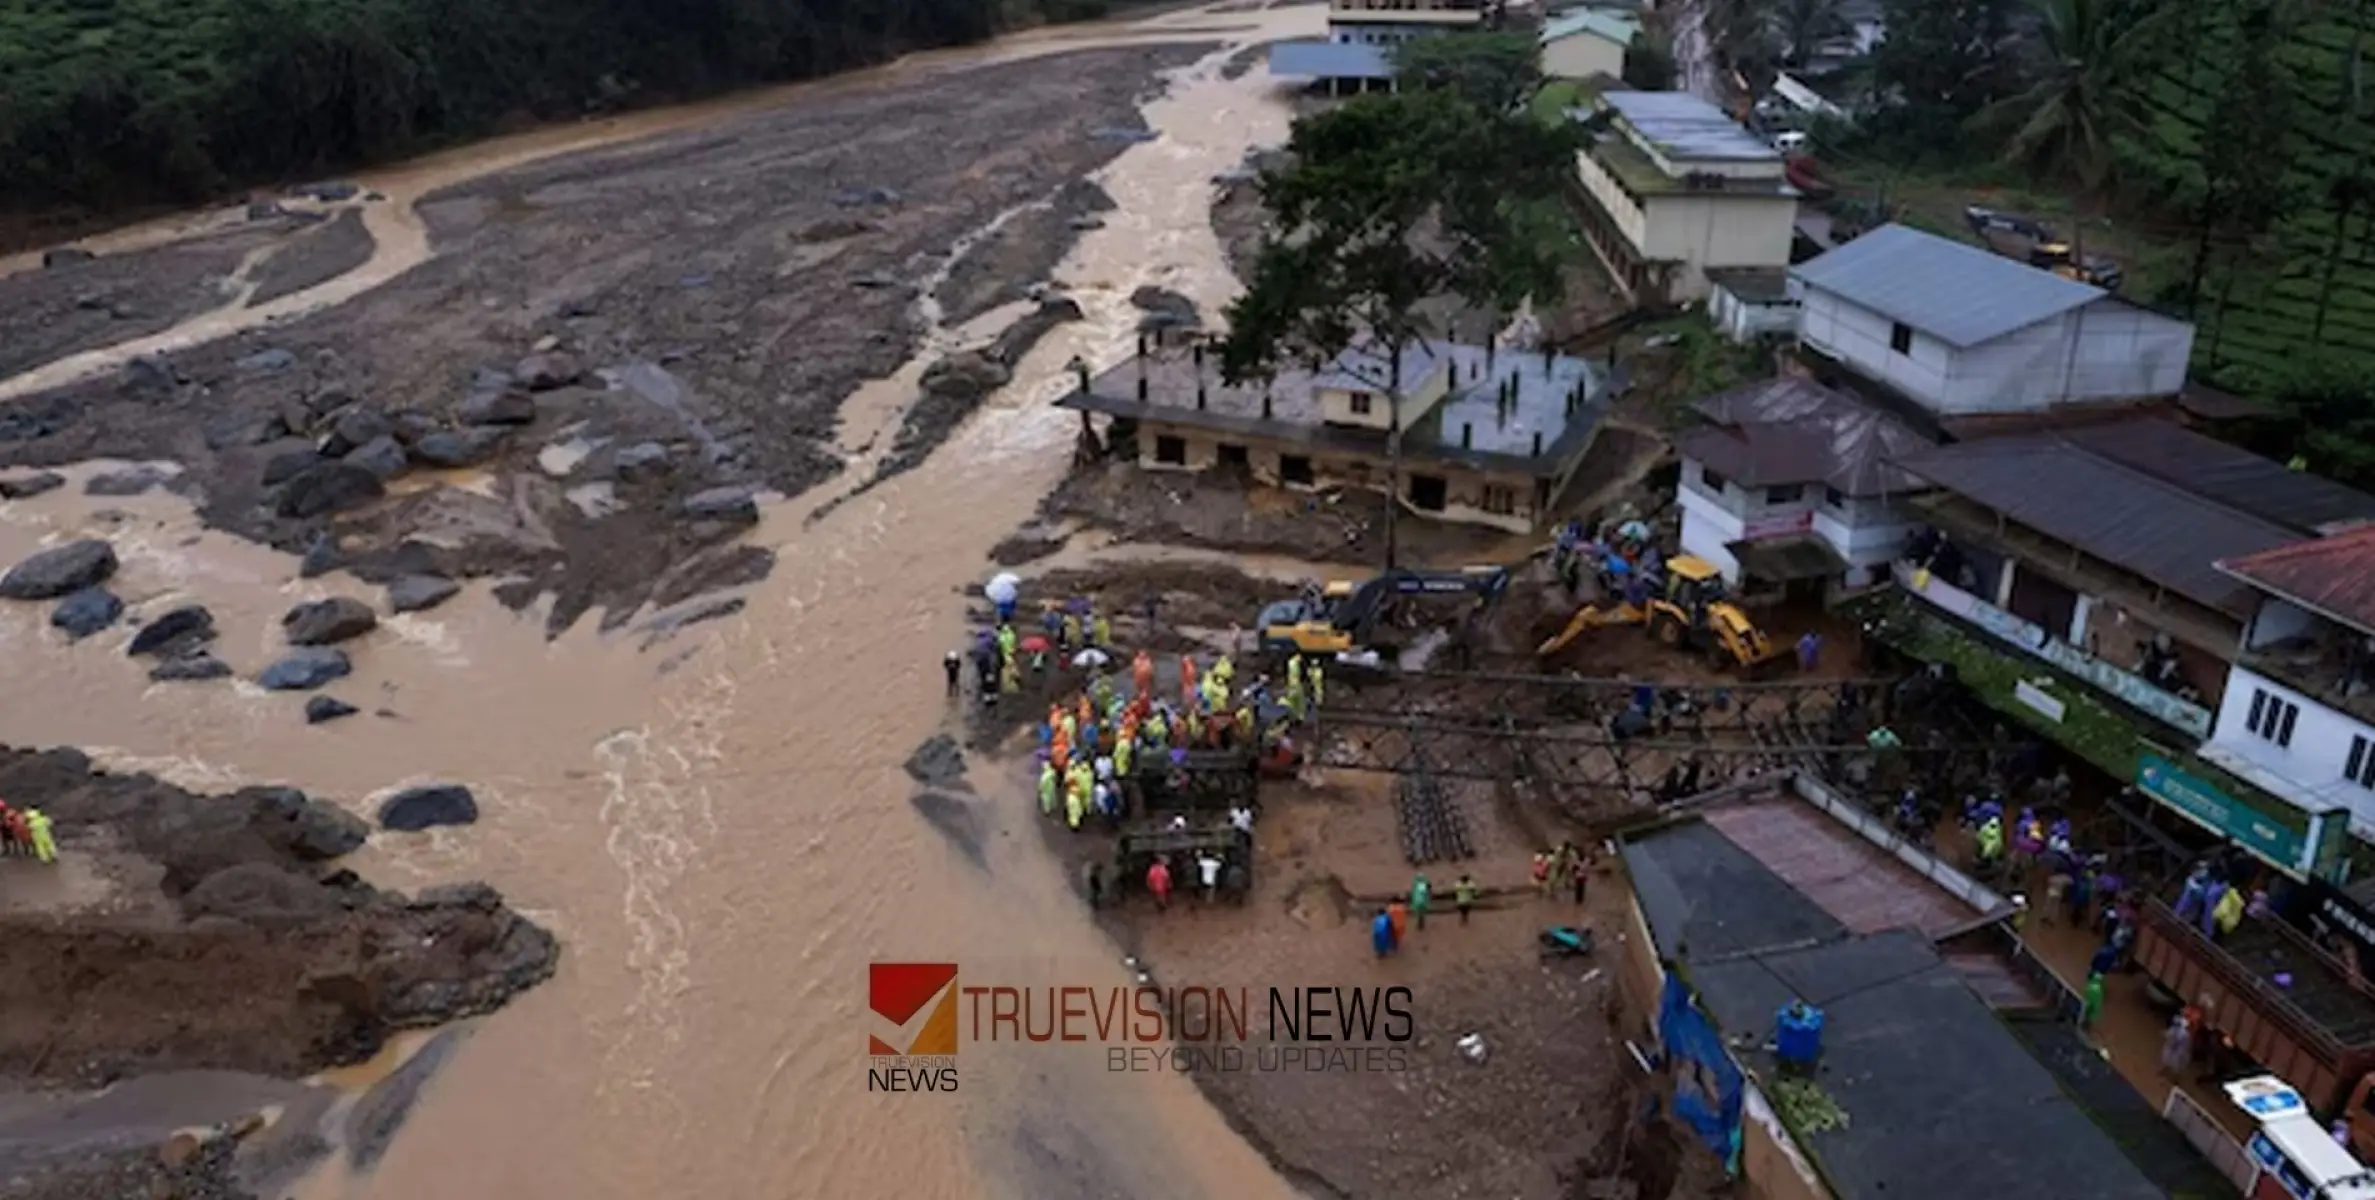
[
  {"x1": 1154, "y1": 434, "x2": 1187, "y2": 465},
  {"x1": 1349, "y1": 391, "x2": 1374, "y2": 415},
  {"x1": 2246, "y1": 688, "x2": 2299, "y2": 749},
  {"x1": 1889, "y1": 322, "x2": 1913, "y2": 355},
  {"x1": 1482, "y1": 484, "x2": 1517, "y2": 515},
  {"x1": 1280, "y1": 455, "x2": 1315, "y2": 486},
  {"x1": 2350, "y1": 736, "x2": 2375, "y2": 790},
  {"x1": 1825, "y1": 486, "x2": 1849, "y2": 508},
  {"x1": 1217, "y1": 443, "x2": 1250, "y2": 469},
  {"x1": 1699, "y1": 465, "x2": 1730, "y2": 493},
  {"x1": 1766, "y1": 484, "x2": 1805, "y2": 504}
]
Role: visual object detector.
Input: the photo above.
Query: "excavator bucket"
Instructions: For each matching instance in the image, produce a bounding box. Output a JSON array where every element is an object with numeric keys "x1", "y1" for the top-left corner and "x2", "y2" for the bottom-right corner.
[{"x1": 1536, "y1": 602, "x2": 1645, "y2": 656}]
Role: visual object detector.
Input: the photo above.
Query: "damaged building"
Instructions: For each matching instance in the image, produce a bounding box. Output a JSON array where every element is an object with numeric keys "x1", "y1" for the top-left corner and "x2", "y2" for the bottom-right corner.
[{"x1": 1057, "y1": 334, "x2": 1616, "y2": 532}]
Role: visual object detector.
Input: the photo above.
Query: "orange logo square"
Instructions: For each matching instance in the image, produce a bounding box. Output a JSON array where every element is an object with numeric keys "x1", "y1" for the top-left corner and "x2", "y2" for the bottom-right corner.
[{"x1": 869, "y1": 963, "x2": 959, "y2": 1056}]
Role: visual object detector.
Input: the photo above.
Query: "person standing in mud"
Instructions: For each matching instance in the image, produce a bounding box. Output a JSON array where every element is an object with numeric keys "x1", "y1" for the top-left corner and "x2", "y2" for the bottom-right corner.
[
  {"x1": 24, "y1": 808, "x2": 53, "y2": 865},
  {"x1": 1410, "y1": 873, "x2": 1431, "y2": 931},
  {"x1": 4, "y1": 806, "x2": 29, "y2": 860},
  {"x1": 1147, "y1": 855, "x2": 1174, "y2": 911},
  {"x1": 1455, "y1": 874, "x2": 1478, "y2": 925},
  {"x1": 944, "y1": 650, "x2": 962, "y2": 698},
  {"x1": 1570, "y1": 852, "x2": 1590, "y2": 906},
  {"x1": 0, "y1": 801, "x2": 17, "y2": 857}
]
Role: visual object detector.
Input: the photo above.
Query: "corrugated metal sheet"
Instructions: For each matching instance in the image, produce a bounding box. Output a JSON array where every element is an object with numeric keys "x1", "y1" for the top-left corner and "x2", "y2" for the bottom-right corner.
[
  {"x1": 1601, "y1": 90, "x2": 1775, "y2": 161},
  {"x1": 1895, "y1": 431, "x2": 2303, "y2": 613},
  {"x1": 2219, "y1": 525, "x2": 2375, "y2": 635},
  {"x1": 1266, "y1": 40, "x2": 1393, "y2": 80},
  {"x1": 1678, "y1": 377, "x2": 1933, "y2": 494},
  {"x1": 2059, "y1": 418, "x2": 2375, "y2": 535},
  {"x1": 1791, "y1": 224, "x2": 2104, "y2": 348}
]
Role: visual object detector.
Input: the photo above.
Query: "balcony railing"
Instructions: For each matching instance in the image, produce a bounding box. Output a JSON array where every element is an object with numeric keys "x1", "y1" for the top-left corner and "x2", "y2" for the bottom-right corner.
[{"x1": 1893, "y1": 562, "x2": 2215, "y2": 738}]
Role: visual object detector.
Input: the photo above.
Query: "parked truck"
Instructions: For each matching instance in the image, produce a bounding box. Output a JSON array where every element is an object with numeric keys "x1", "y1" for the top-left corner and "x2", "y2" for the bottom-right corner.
[{"x1": 2137, "y1": 898, "x2": 2375, "y2": 1157}]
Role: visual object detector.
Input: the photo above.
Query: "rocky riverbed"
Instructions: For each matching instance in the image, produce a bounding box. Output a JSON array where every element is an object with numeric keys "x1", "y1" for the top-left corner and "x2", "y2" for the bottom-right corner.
[{"x1": 0, "y1": 44, "x2": 1209, "y2": 635}]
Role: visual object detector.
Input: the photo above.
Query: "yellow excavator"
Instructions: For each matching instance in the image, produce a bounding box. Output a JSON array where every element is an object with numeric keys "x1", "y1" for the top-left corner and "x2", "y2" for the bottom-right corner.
[
  {"x1": 1538, "y1": 554, "x2": 1792, "y2": 675},
  {"x1": 1260, "y1": 566, "x2": 1511, "y2": 657}
]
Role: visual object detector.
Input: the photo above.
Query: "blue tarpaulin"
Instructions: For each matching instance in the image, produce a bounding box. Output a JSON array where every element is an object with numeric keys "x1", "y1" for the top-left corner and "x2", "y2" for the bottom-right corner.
[{"x1": 1658, "y1": 973, "x2": 1745, "y2": 1169}]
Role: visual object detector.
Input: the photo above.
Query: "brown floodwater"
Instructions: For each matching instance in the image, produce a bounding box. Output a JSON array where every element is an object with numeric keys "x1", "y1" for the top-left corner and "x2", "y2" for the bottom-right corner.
[{"x1": 0, "y1": 5, "x2": 1330, "y2": 1196}]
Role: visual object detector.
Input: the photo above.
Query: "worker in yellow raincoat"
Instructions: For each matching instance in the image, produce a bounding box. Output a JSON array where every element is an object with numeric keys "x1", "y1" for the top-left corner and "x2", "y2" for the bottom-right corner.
[
  {"x1": 26, "y1": 808, "x2": 56, "y2": 864},
  {"x1": 1038, "y1": 762, "x2": 1058, "y2": 815}
]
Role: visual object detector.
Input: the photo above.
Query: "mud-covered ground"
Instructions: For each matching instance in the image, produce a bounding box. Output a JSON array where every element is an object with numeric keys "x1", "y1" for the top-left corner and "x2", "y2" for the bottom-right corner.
[
  {"x1": 0, "y1": 746, "x2": 557, "y2": 1090},
  {"x1": 0, "y1": 44, "x2": 1209, "y2": 634},
  {"x1": 0, "y1": 223, "x2": 280, "y2": 379}
]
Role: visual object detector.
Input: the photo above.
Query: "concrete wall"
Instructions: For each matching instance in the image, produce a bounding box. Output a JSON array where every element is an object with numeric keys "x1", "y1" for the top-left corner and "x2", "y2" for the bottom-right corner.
[
  {"x1": 1318, "y1": 357, "x2": 1452, "y2": 429},
  {"x1": 1709, "y1": 284, "x2": 1801, "y2": 343},
  {"x1": 1643, "y1": 195, "x2": 1798, "y2": 303},
  {"x1": 1542, "y1": 33, "x2": 1625, "y2": 80},
  {"x1": 1801, "y1": 290, "x2": 2196, "y2": 415},
  {"x1": 2209, "y1": 665, "x2": 2375, "y2": 834},
  {"x1": 1679, "y1": 459, "x2": 1911, "y2": 584},
  {"x1": 1137, "y1": 420, "x2": 1542, "y2": 532}
]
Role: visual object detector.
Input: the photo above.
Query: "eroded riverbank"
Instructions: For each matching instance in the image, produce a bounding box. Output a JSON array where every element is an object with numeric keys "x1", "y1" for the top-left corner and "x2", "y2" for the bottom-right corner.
[{"x1": 0, "y1": 6, "x2": 1326, "y2": 1198}]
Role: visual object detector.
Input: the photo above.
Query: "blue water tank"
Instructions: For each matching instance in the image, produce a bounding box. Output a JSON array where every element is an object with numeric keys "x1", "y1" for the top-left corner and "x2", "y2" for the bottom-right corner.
[{"x1": 1775, "y1": 1002, "x2": 1825, "y2": 1068}]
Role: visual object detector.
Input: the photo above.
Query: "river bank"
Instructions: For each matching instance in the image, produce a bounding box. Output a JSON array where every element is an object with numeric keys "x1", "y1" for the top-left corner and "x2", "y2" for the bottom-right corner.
[{"x1": 0, "y1": 8, "x2": 1333, "y2": 1199}]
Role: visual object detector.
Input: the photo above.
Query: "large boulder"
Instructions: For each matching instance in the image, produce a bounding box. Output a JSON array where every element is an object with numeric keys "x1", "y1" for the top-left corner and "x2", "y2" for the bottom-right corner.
[
  {"x1": 50, "y1": 588, "x2": 123, "y2": 639},
  {"x1": 259, "y1": 647, "x2": 352, "y2": 691},
  {"x1": 238, "y1": 347, "x2": 298, "y2": 373},
  {"x1": 305, "y1": 695, "x2": 360, "y2": 724},
  {"x1": 128, "y1": 606, "x2": 217, "y2": 657},
  {"x1": 511, "y1": 354, "x2": 583, "y2": 392},
  {"x1": 920, "y1": 351, "x2": 1012, "y2": 400},
  {"x1": 283, "y1": 597, "x2": 378, "y2": 646},
  {"x1": 378, "y1": 784, "x2": 479, "y2": 832},
  {"x1": 261, "y1": 449, "x2": 321, "y2": 487},
  {"x1": 612, "y1": 442, "x2": 671, "y2": 484},
  {"x1": 249, "y1": 786, "x2": 369, "y2": 860},
  {"x1": 679, "y1": 485, "x2": 760, "y2": 525},
  {"x1": 0, "y1": 471, "x2": 66, "y2": 500},
  {"x1": 324, "y1": 406, "x2": 394, "y2": 457},
  {"x1": 386, "y1": 574, "x2": 461, "y2": 614},
  {"x1": 457, "y1": 390, "x2": 537, "y2": 427},
  {"x1": 344, "y1": 435, "x2": 410, "y2": 481},
  {"x1": 0, "y1": 539, "x2": 118, "y2": 600},
  {"x1": 409, "y1": 428, "x2": 508, "y2": 468},
  {"x1": 277, "y1": 462, "x2": 384, "y2": 518},
  {"x1": 150, "y1": 653, "x2": 233, "y2": 682}
]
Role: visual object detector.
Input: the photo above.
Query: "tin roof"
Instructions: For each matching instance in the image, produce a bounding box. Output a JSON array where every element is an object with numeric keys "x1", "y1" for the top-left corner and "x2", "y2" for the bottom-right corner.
[
  {"x1": 1676, "y1": 377, "x2": 1934, "y2": 495},
  {"x1": 1600, "y1": 90, "x2": 1777, "y2": 162},
  {"x1": 2218, "y1": 525, "x2": 2375, "y2": 636},
  {"x1": 1791, "y1": 224, "x2": 2104, "y2": 348},
  {"x1": 1894, "y1": 426, "x2": 2310, "y2": 613},
  {"x1": 1620, "y1": 816, "x2": 2165, "y2": 1200},
  {"x1": 2056, "y1": 419, "x2": 2375, "y2": 535}
]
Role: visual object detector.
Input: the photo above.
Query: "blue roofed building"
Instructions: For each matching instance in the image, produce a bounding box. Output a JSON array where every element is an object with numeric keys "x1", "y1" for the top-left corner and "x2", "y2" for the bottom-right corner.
[
  {"x1": 1269, "y1": 0, "x2": 1492, "y2": 90},
  {"x1": 1792, "y1": 223, "x2": 2197, "y2": 417}
]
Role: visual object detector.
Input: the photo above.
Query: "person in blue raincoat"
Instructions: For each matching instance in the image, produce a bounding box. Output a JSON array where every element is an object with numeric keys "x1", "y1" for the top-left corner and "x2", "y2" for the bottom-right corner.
[{"x1": 1370, "y1": 908, "x2": 1396, "y2": 958}]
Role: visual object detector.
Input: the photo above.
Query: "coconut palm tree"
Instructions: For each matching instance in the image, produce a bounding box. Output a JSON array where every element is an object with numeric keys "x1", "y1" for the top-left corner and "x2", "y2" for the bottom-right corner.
[{"x1": 1970, "y1": 0, "x2": 2168, "y2": 192}]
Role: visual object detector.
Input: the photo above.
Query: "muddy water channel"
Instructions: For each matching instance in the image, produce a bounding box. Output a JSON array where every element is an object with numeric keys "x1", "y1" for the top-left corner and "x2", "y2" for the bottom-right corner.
[{"x1": 0, "y1": 6, "x2": 1320, "y2": 1198}]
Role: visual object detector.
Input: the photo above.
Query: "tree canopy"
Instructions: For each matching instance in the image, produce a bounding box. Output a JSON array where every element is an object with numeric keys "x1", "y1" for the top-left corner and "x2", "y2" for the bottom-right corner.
[
  {"x1": 0, "y1": 0, "x2": 1117, "y2": 226},
  {"x1": 1390, "y1": 31, "x2": 1542, "y2": 113},
  {"x1": 1218, "y1": 86, "x2": 1583, "y2": 387}
]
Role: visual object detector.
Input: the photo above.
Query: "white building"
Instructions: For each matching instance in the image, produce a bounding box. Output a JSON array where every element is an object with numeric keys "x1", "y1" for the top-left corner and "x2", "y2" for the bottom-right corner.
[
  {"x1": 1792, "y1": 224, "x2": 2196, "y2": 417},
  {"x1": 1539, "y1": 9, "x2": 1636, "y2": 80},
  {"x1": 1569, "y1": 91, "x2": 1799, "y2": 305},
  {"x1": 1672, "y1": 377, "x2": 1933, "y2": 592},
  {"x1": 2206, "y1": 528, "x2": 2375, "y2": 837}
]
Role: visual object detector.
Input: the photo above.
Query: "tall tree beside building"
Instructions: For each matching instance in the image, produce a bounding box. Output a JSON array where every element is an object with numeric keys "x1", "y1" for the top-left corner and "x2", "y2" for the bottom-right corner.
[
  {"x1": 1968, "y1": 0, "x2": 2167, "y2": 191},
  {"x1": 1220, "y1": 88, "x2": 1581, "y2": 564},
  {"x1": 1392, "y1": 31, "x2": 1542, "y2": 113}
]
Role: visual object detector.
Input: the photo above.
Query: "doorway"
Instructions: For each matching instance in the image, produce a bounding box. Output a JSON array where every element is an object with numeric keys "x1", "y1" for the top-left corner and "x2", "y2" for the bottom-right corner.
[
  {"x1": 1279, "y1": 455, "x2": 1315, "y2": 486},
  {"x1": 1408, "y1": 474, "x2": 1448, "y2": 512},
  {"x1": 1217, "y1": 443, "x2": 1250, "y2": 470}
]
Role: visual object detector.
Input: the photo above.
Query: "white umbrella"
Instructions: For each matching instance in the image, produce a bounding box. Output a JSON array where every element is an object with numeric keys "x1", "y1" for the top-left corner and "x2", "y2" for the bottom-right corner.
[
  {"x1": 985, "y1": 573, "x2": 1021, "y2": 605},
  {"x1": 1072, "y1": 648, "x2": 1111, "y2": 669}
]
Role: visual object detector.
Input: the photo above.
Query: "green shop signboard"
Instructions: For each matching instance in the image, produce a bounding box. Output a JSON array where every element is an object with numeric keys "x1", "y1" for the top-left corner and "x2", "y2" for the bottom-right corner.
[{"x1": 2136, "y1": 754, "x2": 2310, "y2": 873}]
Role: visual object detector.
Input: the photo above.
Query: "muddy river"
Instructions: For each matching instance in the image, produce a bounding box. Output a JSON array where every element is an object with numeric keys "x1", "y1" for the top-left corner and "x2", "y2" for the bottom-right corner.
[{"x1": 0, "y1": 4, "x2": 1324, "y2": 1196}]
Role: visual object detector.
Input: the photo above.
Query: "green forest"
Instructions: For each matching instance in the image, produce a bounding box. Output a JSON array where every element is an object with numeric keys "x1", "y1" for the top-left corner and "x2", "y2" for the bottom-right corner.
[
  {"x1": 0, "y1": 0, "x2": 1116, "y2": 221},
  {"x1": 1700, "y1": 0, "x2": 2375, "y2": 480}
]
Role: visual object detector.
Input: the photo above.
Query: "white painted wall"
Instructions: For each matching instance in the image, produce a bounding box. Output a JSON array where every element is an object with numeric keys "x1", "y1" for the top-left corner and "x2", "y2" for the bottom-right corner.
[
  {"x1": 1645, "y1": 195, "x2": 1798, "y2": 301},
  {"x1": 2207, "y1": 665, "x2": 2375, "y2": 833},
  {"x1": 1543, "y1": 33, "x2": 1625, "y2": 79},
  {"x1": 1798, "y1": 290, "x2": 2197, "y2": 414},
  {"x1": 1680, "y1": 459, "x2": 1912, "y2": 583},
  {"x1": 1708, "y1": 283, "x2": 1801, "y2": 342},
  {"x1": 1679, "y1": 494, "x2": 1745, "y2": 581}
]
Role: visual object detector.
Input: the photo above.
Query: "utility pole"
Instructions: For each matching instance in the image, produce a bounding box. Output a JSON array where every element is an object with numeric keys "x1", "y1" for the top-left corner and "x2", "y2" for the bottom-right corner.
[{"x1": 1384, "y1": 340, "x2": 1404, "y2": 571}]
